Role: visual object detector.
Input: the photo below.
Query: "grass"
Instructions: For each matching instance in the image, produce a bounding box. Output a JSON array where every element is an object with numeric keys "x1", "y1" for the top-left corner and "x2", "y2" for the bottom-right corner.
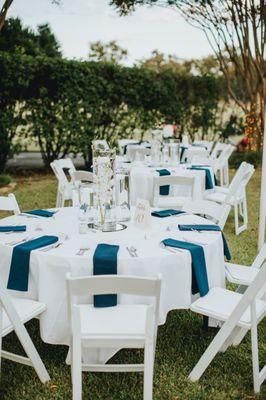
[{"x1": 0, "y1": 169, "x2": 265, "y2": 400}]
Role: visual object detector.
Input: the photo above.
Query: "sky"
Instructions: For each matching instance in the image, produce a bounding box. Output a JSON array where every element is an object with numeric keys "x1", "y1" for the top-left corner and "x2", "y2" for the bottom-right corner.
[{"x1": 8, "y1": 0, "x2": 212, "y2": 65}]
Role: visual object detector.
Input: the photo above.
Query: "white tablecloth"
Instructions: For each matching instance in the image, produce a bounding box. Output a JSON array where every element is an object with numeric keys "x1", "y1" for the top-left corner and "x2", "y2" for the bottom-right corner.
[
  {"x1": 0, "y1": 208, "x2": 225, "y2": 363},
  {"x1": 128, "y1": 164, "x2": 214, "y2": 205}
]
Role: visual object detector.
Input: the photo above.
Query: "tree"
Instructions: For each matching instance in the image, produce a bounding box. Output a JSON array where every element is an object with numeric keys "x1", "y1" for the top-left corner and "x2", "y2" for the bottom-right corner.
[
  {"x1": 111, "y1": 0, "x2": 266, "y2": 150},
  {"x1": 0, "y1": 0, "x2": 61, "y2": 31},
  {"x1": 88, "y1": 40, "x2": 128, "y2": 64},
  {"x1": 0, "y1": 17, "x2": 61, "y2": 56}
]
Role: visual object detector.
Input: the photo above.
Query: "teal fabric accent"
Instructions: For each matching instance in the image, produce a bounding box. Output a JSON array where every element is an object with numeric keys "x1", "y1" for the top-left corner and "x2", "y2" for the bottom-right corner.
[
  {"x1": 188, "y1": 166, "x2": 214, "y2": 189},
  {"x1": 156, "y1": 169, "x2": 171, "y2": 195},
  {"x1": 151, "y1": 209, "x2": 184, "y2": 218},
  {"x1": 162, "y1": 238, "x2": 209, "y2": 296},
  {"x1": 178, "y1": 224, "x2": 231, "y2": 260},
  {"x1": 0, "y1": 226, "x2": 26, "y2": 232},
  {"x1": 93, "y1": 243, "x2": 119, "y2": 307},
  {"x1": 25, "y1": 209, "x2": 55, "y2": 218},
  {"x1": 7, "y1": 235, "x2": 58, "y2": 291}
]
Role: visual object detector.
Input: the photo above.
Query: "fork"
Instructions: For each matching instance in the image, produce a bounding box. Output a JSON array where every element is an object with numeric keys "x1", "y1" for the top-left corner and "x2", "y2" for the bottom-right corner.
[
  {"x1": 6, "y1": 236, "x2": 32, "y2": 246},
  {"x1": 126, "y1": 246, "x2": 135, "y2": 257},
  {"x1": 40, "y1": 242, "x2": 63, "y2": 252},
  {"x1": 130, "y1": 246, "x2": 138, "y2": 257}
]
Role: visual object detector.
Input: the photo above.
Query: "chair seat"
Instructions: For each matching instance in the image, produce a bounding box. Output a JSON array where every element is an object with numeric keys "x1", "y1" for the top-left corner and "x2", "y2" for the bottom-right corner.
[
  {"x1": 3, "y1": 298, "x2": 46, "y2": 337},
  {"x1": 78, "y1": 304, "x2": 148, "y2": 338},
  {"x1": 225, "y1": 263, "x2": 259, "y2": 286},
  {"x1": 205, "y1": 192, "x2": 226, "y2": 203},
  {"x1": 156, "y1": 196, "x2": 189, "y2": 209},
  {"x1": 190, "y1": 287, "x2": 266, "y2": 328}
]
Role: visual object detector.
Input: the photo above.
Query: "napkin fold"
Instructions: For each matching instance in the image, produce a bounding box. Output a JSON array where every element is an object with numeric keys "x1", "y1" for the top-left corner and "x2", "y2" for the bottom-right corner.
[
  {"x1": 25, "y1": 209, "x2": 55, "y2": 218},
  {"x1": 151, "y1": 209, "x2": 185, "y2": 218},
  {"x1": 7, "y1": 235, "x2": 58, "y2": 291},
  {"x1": 156, "y1": 169, "x2": 171, "y2": 195},
  {"x1": 178, "y1": 224, "x2": 231, "y2": 260},
  {"x1": 180, "y1": 145, "x2": 188, "y2": 162},
  {"x1": 187, "y1": 166, "x2": 214, "y2": 190},
  {"x1": 93, "y1": 243, "x2": 119, "y2": 307},
  {"x1": 162, "y1": 238, "x2": 209, "y2": 296},
  {"x1": 0, "y1": 226, "x2": 26, "y2": 232}
]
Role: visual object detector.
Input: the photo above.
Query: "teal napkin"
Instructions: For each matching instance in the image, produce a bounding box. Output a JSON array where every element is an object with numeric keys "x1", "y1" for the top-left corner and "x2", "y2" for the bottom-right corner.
[
  {"x1": 25, "y1": 209, "x2": 55, "y2": 218},
  {"x1": 180, "y1": 145, "x2": 188, "y2": 162},
  {"x1": 151, "y1": 209, "x2": 185, "y2": 218},
  {"x1": 156, "y1": 169, "x2": 171, "y2": 195},
  {"x1": 162, "y1": 238, "x2": 209, "y2": 296},
  {"x1": 0, "y1": 226, "x2": 26, "y2": 232},
  {"x1": 178, "y1": 224, "x2": 231, "y2": 260},
  {"x1": 7, "y1": 235, "x2": 58, "y2": 291},
  {"x1": 187, "y1": 166, "x2": 214, "y2": 190},
  {"x1": 93, "y1": 243, "x2": 119, "y2": 307}
]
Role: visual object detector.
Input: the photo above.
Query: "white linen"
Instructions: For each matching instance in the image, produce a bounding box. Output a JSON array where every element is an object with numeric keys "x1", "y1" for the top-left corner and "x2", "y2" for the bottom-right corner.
[
  {"x1": 129, "y1": 164, "x2": 215, "y2": 205},
  {"x1": 0, "y1": 208, "x2": 225, "y2": 363}
]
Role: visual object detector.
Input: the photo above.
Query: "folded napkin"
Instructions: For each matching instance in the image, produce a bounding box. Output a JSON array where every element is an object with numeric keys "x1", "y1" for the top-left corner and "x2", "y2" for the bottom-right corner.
[
  {"x1": 180, "y1": 145, "x2": 188, "y2": 162},
  {"x1": 25, "y1": 209, "x2": 55, "y2": 218},
  {"x1": 156, "y1": 169, "x2": 171, "y2": 195},
  {"x1": 187, "y1": 166, "x2": 214, "y2": 190},
  {"x1": 93, "y1": 243, "x2": 119, "y2": 307},
  {"x1": 178, "y1": 224, "x2": 231, "y2": 260},
  {"x1": 7, "y1": 235, "x2": 58, "y2": 291},
  {"x1": 162, "y1": 238, "x2": 209, "y2": 296},
  {"x1": 0, "y1": 226, "x2": 26, "y2": 232},
  {"x1": 151, "y1": 209, "x2": 185, "y2": 218}
]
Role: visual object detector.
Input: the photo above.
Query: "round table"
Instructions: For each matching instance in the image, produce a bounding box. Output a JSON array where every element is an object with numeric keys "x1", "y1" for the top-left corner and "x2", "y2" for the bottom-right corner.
[{"x1": 0, "y1": 208, "x2": 225, "y2": 363}]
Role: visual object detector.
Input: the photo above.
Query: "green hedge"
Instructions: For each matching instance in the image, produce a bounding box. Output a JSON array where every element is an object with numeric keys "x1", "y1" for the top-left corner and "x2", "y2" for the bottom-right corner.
[
  {"x1": 229, "y1": 151, "x2": 262, "y2": 169},
  {"x1": 0, "y1": 53, "x2": 222, "y2": 171}
]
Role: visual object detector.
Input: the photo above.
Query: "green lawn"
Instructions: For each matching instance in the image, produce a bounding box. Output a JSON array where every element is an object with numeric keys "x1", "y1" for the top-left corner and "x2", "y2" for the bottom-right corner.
[{"x1": 0, "y1": 169, "x2": 265, "y2": 400}]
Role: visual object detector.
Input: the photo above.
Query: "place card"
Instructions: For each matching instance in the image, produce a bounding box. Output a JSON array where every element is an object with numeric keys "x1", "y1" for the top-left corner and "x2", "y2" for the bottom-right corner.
[{"x1": 133, "y1": 198, "x2": 152, "y2": 230}]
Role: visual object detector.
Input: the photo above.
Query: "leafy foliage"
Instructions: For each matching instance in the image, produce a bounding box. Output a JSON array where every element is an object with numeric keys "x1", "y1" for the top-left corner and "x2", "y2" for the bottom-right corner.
[{"x1": 0, "y1": 51, "x2": 223, "y2": 171}]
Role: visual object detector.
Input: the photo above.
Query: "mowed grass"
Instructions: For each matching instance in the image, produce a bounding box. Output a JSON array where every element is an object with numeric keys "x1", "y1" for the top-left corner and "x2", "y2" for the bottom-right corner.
[{"x1": 0, "y1": 169, "x2": 265, "y2": 400}]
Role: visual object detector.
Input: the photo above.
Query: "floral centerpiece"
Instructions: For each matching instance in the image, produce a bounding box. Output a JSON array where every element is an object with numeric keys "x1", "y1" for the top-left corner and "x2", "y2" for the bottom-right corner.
[{"x1": 93, "y1": 146, "x2": 116, "y2": 230}]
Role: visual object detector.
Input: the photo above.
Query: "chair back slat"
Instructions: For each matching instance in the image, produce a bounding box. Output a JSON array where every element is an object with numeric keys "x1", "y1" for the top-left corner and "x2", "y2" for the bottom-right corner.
[{"x1": 0, "y1": 194, "x2": 20, "y2": 215}]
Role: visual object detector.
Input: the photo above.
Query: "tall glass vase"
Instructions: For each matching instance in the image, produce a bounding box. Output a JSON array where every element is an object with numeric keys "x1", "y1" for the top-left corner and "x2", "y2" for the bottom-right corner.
[{"x1": 93, "y1": 147, "x2": 117, "y2": 231}]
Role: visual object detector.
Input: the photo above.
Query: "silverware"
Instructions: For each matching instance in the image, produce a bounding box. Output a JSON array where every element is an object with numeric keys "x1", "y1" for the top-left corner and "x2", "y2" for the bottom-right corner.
[
  {"x1": 40, "y1": 242, "x2": 63, "y2": 252},
  {"x1": 6, "y1": 236, "x2": 32, "y2": 246},
  {"x1": 76, "y1": 247, "x2": 90, "y2": 256},
  {"x1": 126, "y1": 246, "x2": 135, "y2": 257},
  {"x1": 130, "y1": 246, "x2": 138, "y2": 257}
]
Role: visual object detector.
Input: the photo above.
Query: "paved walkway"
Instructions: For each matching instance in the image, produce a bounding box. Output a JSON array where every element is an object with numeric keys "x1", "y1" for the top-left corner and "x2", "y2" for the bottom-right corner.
[{"x1": 7, "y1": 152, "x2": 85, "y2": 169}]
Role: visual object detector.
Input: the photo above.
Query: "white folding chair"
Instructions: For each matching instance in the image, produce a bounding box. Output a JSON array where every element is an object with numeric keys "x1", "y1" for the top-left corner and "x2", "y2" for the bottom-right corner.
[
  {"x1": 0, "y1": 280, "x2": 50, "y2": 382},
  {"x1": 67, "y1": 274, "x2": 162, "y2": 400},
  {"x1": 182, "y1": 199, "x2": 231, "y2": 229},
  {"x1": 183, "y1": 147, "x2": 209, "y2": 163},
  {"x1": 212, "y1": 144, "x2": 234, "y2": 187},
  {"x1": 50, "y1": 158, "x2": 76, "y2": 207},
  {"x1": 0, "y1": 194, "x2": 20, "y2": 215},
  {"x1": 69, "y1": 170, "x2": 94, "y2": 207},
  {"x1": 225, "y1": 243, "x2": 266, "y2": 287},
  {"x1": 205, "y1": 162, "x2": 255, "y2": 235},
  {"x1": 92, "y1": 140, "x2": 109, "y2": 150},
  {"x1": 193, "y1": 140, "x2": 214, "y2": 155},
  {"x1": 189, "y1": 262, "x2": 266, "y2": 393},
  {"x1": 117, "y1": 139, "x2": 139, "y2": 155},
  {"x1": 153, "y1": 175, "x2": 196, "y2": 208},
  {"x1": 126, "y1": 145, "x2": 150, "y2": 162}
]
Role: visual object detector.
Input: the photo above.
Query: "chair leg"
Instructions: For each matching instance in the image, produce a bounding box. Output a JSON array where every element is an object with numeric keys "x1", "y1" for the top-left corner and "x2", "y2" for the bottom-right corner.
[
  {"x1": 72, "y1": 336, "x2": 82, "y2": 400},
  {"x1": 15, "y1": 324, "x2": 50, "y2": 383},
  {"x1": 251, "y1": 316, "x2": 260, "y2": 393},
  {"x1": 234, "y1": 203, "x2": 240, "y2": 235},
  {"x1": 143, "y1": 339, "x2": 154, "y2": 400}
]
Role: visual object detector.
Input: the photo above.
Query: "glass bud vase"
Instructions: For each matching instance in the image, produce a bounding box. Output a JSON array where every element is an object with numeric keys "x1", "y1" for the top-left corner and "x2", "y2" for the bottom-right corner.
[{"x1": 92, "y1": 146, "x2": 117, "y2": 231}]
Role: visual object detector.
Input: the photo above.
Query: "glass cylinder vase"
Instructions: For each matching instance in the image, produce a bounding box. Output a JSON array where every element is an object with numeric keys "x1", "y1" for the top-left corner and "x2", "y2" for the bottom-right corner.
[{"x1": 92, "y1": 146, "x2": 117, "y2": 231}]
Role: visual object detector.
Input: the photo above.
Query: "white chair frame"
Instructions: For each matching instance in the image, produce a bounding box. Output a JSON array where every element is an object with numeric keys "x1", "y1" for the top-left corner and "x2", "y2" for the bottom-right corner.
[
  {"x1": 182, "y1": 199, "x2": 231, "y2": 230},
  {"x1": 50, "y1": 158, "x2": 76, "y2": 207},
  {"x1": 67, "y1": 274, "x2": 162, "y2": 400},
  {"x1": 0, "y1": 194, "x2": 20, "y2": 215},
  {"x1": 0, "y1": 280, "x2": 50, "y2": 383},
  {"x1": 189, "y1": 262, "x2": 266, "y2": 393},
  {"x1": 153, "y1": 175, "x2": 196, "y2": 208}
]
